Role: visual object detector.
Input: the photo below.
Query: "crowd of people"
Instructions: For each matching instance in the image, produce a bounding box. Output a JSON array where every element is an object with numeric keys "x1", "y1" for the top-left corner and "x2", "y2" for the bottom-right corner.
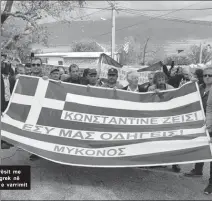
[{"x1": 1, "y1": 54, "x2": 212, "y2": 194}]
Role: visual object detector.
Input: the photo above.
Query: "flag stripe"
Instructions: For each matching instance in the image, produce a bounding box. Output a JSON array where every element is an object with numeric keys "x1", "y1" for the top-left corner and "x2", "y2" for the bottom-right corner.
[
  {"x1": 2, "y1": 114, "x2": 207, "y2": 139},
  {"x1": 45, "y1": 81, "x2": 197, "y2": 102},
  {"x1": 37, "y1": 108, "x2": 205, "y2": 132},
  {"x1": 63, "y1": 101, "x2": 201, "y2": 118},
  {"x1": 60, "y1": 110, "x2": 204, "y2": 126},
  {"x1": 64, "y1": 92, "x2": 200, "y2": 111},
  {"x1": 2, "y1": 122, "x2": 206, "y2": 148},
  {"x1": 2, "y1": 133, "x2": 212, "y2": 167},
  {"x1": 1, "y1": 131, "x2": 209, "y2": 157},
  {"x1": 6, "y1": 103, "x2": 31, "y2": 122},
  {"x1": 14, "y1": 76, "x2": 39, "y2": 96}
]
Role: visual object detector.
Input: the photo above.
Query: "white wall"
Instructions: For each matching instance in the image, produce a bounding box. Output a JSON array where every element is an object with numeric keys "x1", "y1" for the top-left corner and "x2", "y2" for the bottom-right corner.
[{"x1": 46, "y1": 57, "x2": 64, "y2": 65}]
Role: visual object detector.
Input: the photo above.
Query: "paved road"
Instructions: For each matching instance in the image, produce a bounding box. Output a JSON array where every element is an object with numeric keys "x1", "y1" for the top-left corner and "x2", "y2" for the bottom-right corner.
[{"x1": 1, "y1": 147, "x2": 212, "y2": 200}]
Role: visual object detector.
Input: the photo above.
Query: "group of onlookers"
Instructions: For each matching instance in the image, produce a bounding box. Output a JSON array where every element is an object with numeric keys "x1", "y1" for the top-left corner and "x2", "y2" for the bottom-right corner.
[{"x1": 1, "y1": 54, "x2": 212, "y2": 194}]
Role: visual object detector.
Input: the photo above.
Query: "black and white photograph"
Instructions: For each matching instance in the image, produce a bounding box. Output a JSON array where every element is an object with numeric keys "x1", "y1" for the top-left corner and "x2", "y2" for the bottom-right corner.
[{"x1": 1, "y1": 0, "x2": 212, "y2": 200}]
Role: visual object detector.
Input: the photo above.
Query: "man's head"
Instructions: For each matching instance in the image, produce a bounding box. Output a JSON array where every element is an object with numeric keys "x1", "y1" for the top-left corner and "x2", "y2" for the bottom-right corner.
[
  {"x1": 11, "y1": 58, "x2": 21, "y2": 69},
  {"x1": 69, "y1": 64, "x2": 79, "y2": 80},
  {"x1": 203, "y1": 67, "x2": 212, "y2": 86},
  {"x1": 58, "y1": 67, "x2": 65, "y2": 76},
  {"x1": 16, "y1": 64, "x2": 25, "y2": 75},
  {"x1": 126, "y1": 71, "x2": 139, "y2": 86},
  {"x1": 1, "y1": 61, "x2": 11, "y2": 75},
  {"x1": 25, "y1": 63, "x2": 32, "y2": 75},
  {"x1": 107, "y1": 68, "x2": 118, "y2": 84},
  {"x1": 83, "y1": 68, "x2": 90, "y2": 78},
  {"x1": 182, "y1": 67, "x2": 191, "y2": 81},
  {"x1": 194, "y1": 68, "x2": 204, "y2": 84},
  {"x1": 148, "y1": 72, "x2": 155, "y2": 85},
  {"x1": 50, "y1": 68, "x2": 60, "y2": 80},
  {"x1": 31, "y1": 57, "x2": 42, "y2": 75},
  {"x1": 87, "y1": 69, "x2": 98, "y2": 85},
  {"x1": 153, "y1": 72, "x2": 168, "y2": 89},
  {"x1": 170, "y1": 67, "x2": 178, "y2": 76}
]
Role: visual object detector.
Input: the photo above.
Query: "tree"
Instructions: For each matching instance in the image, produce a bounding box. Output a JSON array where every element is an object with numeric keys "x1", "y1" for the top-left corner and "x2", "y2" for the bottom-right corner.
[
  {"x1": 71, "y1": 40, "x2": 104, "y2": 52},
  {"x1": 188, "y1": 45, "x2": 212, "y2": 64},
  {"x1": 163, "y1": 55, "x2": 192, "y2": 66},
  {"x1": 1, "y1": 0, "x2": 85, "y2": 61},
  {"x1": 121, "y1": 36, "x2": 160, "y2": 65}
]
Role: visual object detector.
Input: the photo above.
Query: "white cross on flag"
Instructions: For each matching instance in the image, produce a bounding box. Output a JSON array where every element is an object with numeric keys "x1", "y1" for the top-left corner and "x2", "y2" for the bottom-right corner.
[{"x1": 1, "y1": 75, "x2": 212, "y2": 167}]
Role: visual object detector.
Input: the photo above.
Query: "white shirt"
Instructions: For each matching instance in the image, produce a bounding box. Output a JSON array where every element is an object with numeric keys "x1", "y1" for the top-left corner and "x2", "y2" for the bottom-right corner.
[
  {"x1": 2, "y1": 74, "x2": 11, "y2": 101},
  {"x1": 127, "y1": 85, "x2": 139, "y2": 92}
]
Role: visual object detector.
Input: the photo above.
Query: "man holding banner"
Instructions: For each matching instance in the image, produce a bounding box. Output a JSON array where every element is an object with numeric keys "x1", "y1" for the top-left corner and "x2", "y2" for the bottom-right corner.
[
  {"x1": 122, "y1": 71, "x2": 146, "y2": 92},
  {"x1": 101, "y1": 68, "x2": 123, "y2": 89}
]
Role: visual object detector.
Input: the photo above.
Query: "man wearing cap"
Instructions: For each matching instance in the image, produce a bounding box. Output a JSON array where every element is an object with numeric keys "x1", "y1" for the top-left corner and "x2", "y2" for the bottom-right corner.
[
  {"x1": 101, "y1": 68, "x2": 123, "y2": 89},
  {"x1": 49, "y1": 68, "x2": 60, "y2": 81},
  {"x1": 85, "y1": 69, "x2": 100, "y2": 86}
]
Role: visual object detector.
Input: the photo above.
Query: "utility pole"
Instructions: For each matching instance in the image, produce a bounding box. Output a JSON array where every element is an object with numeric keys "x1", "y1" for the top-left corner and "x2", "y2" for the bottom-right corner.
[
  {"x1": 199, "y1": 43, "x2": 203, "y2": 64},
  {"x1": 111, "y1": 5, "x2": 115, "y2": 59}
]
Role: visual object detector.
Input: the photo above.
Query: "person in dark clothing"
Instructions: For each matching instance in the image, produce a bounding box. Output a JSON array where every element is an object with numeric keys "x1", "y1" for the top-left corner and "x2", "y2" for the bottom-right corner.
[
  {"x1": 167, "y1": 67, "x2": 184, "y2": 88},
  {"x1": 24, "y1": 63, "x2": 32, "y2": 75},
  {"x1": 64, "y1": 64, "x2": 82, "y2": 84},
  {"x1": 162, "y1": 64, "x2": 170, "y2": 78},
  {"x1": 142, "y1": 72, "x2": 155, "y2": 92},
  {"x1": 80, "y1": 68, "x2": 90, "y2": 85},
  {"x1": 184, "y1": 67, "x2": 212, "y2": 179},
  {"x1": 1, "y1": 61, "x2": 16, "y2": 149},
  {"x1": 204, "y1": 80, "x2": 212, "y2": 194},
  {"x1": 194, "y1": 68, "x2": 204, "y2": 85}
]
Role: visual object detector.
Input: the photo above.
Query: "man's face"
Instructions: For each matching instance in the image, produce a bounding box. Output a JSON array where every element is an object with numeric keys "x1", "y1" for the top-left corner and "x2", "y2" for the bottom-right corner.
[
  {"x1": 17, "y1": 67, "x2": 25, "y2": 75},
  {"x1": 25, "y1": 67, "x2": 32, "y2": 75},
  {"x1": 70, "y1": 67, "x2": 79, "y2": 80},
  {"x1": 50, "y1": 71, "x2": 60, "y2": 80},
  {"x1": 128, "y1": 74, "x2": 139, "y2": 86},
  {"x1": 183, "y1": 73, "x2": 190, "y2": 80},
  {"x1": 59, "y1": 68, "x2": 65, "y2": 76},
  {"x1": 148, "y1": 74, "x2": 154, "y2": 85},
  {"x1": 203, "y1": 69, "x2": 212, "y2": 85},
  {"x1": 108, "y1": 74, "x2": 118, "y2": 84},
  {"x1": 170, "y1": 68, "x2": 177, "y2": 76},
  {"x1": 87, "y1": 74, "x2": 97, "y2": 85},
  {"x1": 31, "y1": 59, "x2": 42, "y2": 74},
  {"x1": 156, "y1": 77, "x2": 166, "y2": 89}
]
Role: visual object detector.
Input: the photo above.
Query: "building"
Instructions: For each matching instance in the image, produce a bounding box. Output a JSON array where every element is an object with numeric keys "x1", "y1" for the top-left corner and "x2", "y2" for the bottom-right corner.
[{"x1": 35, "y1": 52, "x2": 118, "y2": 68}]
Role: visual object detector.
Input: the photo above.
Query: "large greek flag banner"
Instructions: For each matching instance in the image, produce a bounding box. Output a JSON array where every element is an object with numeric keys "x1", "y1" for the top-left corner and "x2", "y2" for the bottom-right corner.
[{"x1": 1, "y1": 75, "x2": 212, "y2": 167}]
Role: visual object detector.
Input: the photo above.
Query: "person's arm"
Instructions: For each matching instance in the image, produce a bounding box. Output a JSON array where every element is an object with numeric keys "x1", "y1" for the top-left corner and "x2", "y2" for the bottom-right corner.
[
  {"x1": 148, "y1": 85, "x2": 155, "y2": 92},
  {"x1": 206, "y1": 87, "x2": 212, "y2": 134},
  {"x1": 163, "y1": 65, "x2": 170, "y2": 78},
  {"x1": 166, "y1": 84, "x2": 174, "y2": 89}
]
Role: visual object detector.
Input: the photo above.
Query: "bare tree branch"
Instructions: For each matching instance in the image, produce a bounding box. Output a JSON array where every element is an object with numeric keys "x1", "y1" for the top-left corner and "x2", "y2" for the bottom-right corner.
[
  {"x1": 142, "y1": 37, "x2": 150, "y2": 65},
  {"x1": 1, "y1": 0, "x2": 14, "y2": 24}
]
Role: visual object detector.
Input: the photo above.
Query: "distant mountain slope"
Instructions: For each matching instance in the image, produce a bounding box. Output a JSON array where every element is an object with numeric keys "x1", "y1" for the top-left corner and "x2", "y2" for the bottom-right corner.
[{"x1": 42, "y1": 15, "x2": 212, "y2": 46}]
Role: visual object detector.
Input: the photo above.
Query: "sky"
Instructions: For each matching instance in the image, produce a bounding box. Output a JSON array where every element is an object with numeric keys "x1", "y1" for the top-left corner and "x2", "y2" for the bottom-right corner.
[{"x1": 39, "y1": 1, "x2": 212, "y2": 23}]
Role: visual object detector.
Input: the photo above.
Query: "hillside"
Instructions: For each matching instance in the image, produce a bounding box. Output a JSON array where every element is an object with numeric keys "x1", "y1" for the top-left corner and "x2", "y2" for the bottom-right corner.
[{"x1": 41, "y1": 15, "x2": 212, "y2": 56}]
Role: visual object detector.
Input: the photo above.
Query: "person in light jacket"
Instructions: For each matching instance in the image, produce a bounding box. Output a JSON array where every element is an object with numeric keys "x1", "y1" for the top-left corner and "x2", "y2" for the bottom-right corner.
[{"x1": 204, "y1": 85, "x2": 212, "y2": 194}]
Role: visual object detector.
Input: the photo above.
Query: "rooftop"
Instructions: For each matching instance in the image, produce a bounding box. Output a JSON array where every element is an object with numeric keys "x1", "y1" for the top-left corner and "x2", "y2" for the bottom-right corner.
[{"x1": 35, "y1": 52, "x2": 114, "y2": 58}]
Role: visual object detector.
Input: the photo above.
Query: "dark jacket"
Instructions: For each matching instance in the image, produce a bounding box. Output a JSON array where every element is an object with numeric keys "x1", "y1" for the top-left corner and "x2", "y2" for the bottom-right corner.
[
  {"x1": 64, "y1": 76, "x2": 82, "y2": 84},
  {"x1": 199, "y1": 84, "x2": 210, "y2": 114},
  {"x1": 1, "y1": 74, "x2": 16, "y2": 112},
  {"x1": 141, "y1": 82, "x2": 152, "y2": 92},
  {"x1": 168, "y1": 74, "x2": 184, "y2": 88},
  {"x1": 122, "y1": 85, "x2": 146, "y2": 92}
]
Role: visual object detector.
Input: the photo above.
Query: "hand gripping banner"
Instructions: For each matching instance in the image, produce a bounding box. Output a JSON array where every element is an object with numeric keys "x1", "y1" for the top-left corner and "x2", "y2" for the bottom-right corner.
[{"x1": 1, "y1": 75, "x2": 212, "y2": 167}]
